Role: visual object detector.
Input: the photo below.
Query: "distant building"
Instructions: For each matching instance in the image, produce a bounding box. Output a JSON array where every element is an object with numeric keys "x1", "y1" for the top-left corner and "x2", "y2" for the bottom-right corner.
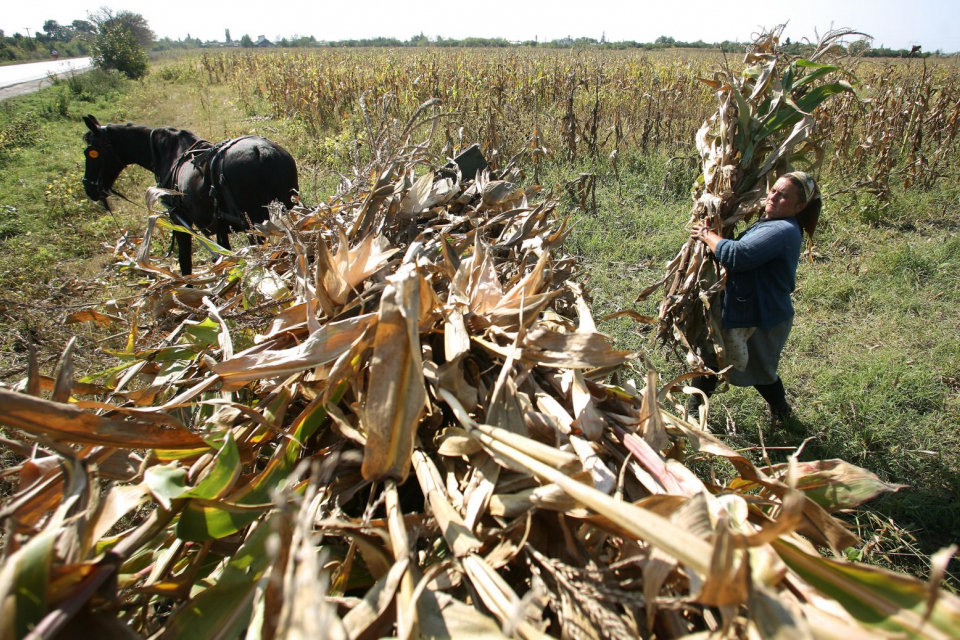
[{"x1": 256, "y1": 35, "x2": 273, "y2": 47}]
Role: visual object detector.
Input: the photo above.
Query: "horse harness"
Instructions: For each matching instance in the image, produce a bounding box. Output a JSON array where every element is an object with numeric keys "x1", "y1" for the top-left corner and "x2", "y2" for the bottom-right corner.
[{"x1": 157, "y1": 135, "x2": 257, "y2": 234}]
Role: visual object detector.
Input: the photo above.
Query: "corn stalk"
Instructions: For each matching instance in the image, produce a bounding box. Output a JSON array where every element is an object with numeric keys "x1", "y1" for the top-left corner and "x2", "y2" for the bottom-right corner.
[{"x1": 639, "y1": 26, "x2": 859, "y2": 368}]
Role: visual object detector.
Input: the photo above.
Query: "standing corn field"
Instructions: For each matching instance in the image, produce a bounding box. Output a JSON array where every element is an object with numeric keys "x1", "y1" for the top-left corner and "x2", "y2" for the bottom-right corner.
[{"x1": 184, "y1": 44, "x2": 960, "y2": 192}]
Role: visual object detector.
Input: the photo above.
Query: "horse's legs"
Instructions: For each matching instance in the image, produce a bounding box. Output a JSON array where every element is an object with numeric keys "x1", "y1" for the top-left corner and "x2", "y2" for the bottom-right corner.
[
  {"x1": 175, "y1": 230, "x2": 193, "y2": 276},
  {"x1": 216, "y1": 221, "x2": 232, "y2": 252}
]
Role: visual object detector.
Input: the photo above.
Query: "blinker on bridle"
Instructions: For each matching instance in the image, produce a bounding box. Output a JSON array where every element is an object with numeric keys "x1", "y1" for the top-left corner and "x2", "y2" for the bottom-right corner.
[{"x1": 82, "y1": 131, "x2": 111, "y2": 195}]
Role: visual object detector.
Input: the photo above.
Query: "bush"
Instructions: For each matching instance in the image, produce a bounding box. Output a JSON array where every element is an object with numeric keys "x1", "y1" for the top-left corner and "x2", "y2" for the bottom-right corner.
[
  {"x1": 49, "y1": 68, "x2": 126, "y2": 109},
  {"x1": 93, "y1": 23, "x2": 148, "y2": 79}
]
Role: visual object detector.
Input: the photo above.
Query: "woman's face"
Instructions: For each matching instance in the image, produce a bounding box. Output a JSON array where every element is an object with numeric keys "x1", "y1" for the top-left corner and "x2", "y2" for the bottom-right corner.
[{"x1": 764, "y1": 177, "x2": 806, "y2": 219}]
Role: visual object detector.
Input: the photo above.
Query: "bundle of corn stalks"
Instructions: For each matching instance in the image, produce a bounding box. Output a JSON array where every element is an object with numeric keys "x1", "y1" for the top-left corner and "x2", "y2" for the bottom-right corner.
[
  {"x1": 2, "y1": 105, "x2": 959, "y2": 640},
  {"x1": 638, "y1": 27, "x2": 860, "y2": 369}
]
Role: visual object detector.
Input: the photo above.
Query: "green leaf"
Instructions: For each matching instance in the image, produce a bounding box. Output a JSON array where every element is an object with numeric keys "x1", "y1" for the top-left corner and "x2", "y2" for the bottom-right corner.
[
  {"x1": 156, "y1": 216, "x2": 235, "y2": 257},
  {"x1": 793, "y1": 59, "x2": 856, "y2": 90},
  {"x1": 79, "y1": 360, "x2": 138, "y2": 384},
  {"x1": 145, "y1": 464, "x2": 188, "y2": 510},
  {"x1": 781, "y1": 64, "x2": 795, "y2": 92},
  {"x1": 159, "y1": 517, "x2": 274, "y2": 640},
  {"x1": 768, "y1": 459, "x2": 905, "y2": 512},
  {"x1": 755, "y1": 81, "x2": 854, "y2": 142},
  {"x1": 795, "y1": 81, "x2": 855, "y2": 112},
  {"x1": 9, "y1": 528, "x2": 56, "y2": 638},
  {"x1": 795, "y1": 58, "x2": 837, "y2": 68},
  {"x1": 154, "y1": 446, "x2": 217, "y2": 462},
  {"x1": 181, "y1": 433, "x2": 241, "y2": 500},
  {"x1": 154, "y1": 358, "x2": 193, "y2": 389},
  {"x1": 99, "y1": 345, "x2": 200, "y2": 362},
  {"x1": 775, "y1": 539, "x2": 960, "y2": 638},
  {"x1": 793, "y1": 65, "x2": 842, "y2": 90},
  {"x1": 141, "y1": 346, "x2": 203, "y2": 362},
  {"x1": 177, "y1": 396, "x2": 330, "y2": 541},
  {"x1": 146, "y1": 435, "x2": 240, "y2": 518},
  {"x1": 183, "y1": 318, "x2": 221, "y2": 348}
]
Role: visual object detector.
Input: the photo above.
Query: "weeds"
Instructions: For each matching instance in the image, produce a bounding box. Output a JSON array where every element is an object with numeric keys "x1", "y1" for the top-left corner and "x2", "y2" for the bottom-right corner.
[{"x1": 0, "y1": 110, "x2": 42, "y2": 164}]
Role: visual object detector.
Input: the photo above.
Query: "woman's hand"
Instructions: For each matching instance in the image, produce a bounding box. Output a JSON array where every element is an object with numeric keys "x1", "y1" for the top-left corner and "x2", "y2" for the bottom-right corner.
[{"x1": 690, "y1": 223, "x2": 722, "y2": 252}]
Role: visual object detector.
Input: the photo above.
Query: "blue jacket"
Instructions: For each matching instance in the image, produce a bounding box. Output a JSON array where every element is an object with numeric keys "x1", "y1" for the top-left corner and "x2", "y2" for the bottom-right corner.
[{"x1": 714, "y1": 217, "x2": 802, "y2": 330}]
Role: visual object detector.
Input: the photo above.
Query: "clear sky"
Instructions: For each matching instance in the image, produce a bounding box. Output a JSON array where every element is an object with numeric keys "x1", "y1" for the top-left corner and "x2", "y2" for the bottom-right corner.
[{"x1": 3, "y1": 0, "x2": 958, "y2": 53}]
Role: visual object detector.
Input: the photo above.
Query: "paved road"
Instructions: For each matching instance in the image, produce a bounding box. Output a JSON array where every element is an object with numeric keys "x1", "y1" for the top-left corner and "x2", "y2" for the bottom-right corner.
[
  {"x1": 0, "y1": 58, "x2": 94, "y2": 101},
  {"x1": 0, "y1": 58, "x2": 93, "y2": 88}
]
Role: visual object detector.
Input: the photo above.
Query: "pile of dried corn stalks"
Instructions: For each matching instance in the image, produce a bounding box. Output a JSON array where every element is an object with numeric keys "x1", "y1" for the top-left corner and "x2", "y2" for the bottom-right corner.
[
  {"x1": 2, "y1": 115, "x2": 959, "y2": 640},
  {"x1": 639, "y1": 27, "x2": 861, "y2": 369}
]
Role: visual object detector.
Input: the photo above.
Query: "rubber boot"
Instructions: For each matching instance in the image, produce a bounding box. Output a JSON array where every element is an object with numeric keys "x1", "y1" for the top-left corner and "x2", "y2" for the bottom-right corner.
[{"x1": 753, "y1": 378, "x2": 792, "y2": 421}]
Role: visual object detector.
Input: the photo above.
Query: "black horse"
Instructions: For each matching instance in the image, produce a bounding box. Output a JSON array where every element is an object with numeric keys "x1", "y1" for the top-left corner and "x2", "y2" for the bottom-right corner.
[{"x1": 81, "y1": 115, "x2": 299, "y2": 275}]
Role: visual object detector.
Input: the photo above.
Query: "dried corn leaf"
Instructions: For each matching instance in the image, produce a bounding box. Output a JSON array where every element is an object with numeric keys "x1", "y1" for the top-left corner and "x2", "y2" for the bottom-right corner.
[{"x1": 361, "y1": 265, "x2": 427, "y2": 482}]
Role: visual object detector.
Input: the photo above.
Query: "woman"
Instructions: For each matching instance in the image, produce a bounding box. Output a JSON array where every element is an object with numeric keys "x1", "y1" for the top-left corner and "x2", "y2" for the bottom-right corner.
[{"x1": 686, "y1": 171, "x2": 822, "y2": 423}]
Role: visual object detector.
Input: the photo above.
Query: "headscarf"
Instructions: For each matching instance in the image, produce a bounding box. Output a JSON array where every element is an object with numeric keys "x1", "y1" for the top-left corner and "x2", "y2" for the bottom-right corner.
[
  {"x1": 783, "y1": 171, "x2": 820, "y2": 204},
  {"x1": 782, "y1": 171, "x2": 822, "y2": 239}
]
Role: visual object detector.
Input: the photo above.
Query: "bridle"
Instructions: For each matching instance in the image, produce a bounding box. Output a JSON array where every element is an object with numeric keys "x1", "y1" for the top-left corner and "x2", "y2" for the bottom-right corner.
[{"x1": 82, "y1": 128, "x2": 140, "y2": 207}]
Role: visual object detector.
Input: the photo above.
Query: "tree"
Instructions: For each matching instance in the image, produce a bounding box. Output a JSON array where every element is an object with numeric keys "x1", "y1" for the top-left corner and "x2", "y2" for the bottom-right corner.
[
  {"x1": 72, "y1": 20, "x2": 96, "y2": 35},
  {"x1": 93, "y1": 20, "x2": 148, "y2": 78},
  {"x1": 89, "y1": 7, "x2": 155, "y2": 48},
  {"x1": 43, "y1": 20, "x2": 67, "y2": 41},
  {"x1": 240, "y1": 34, "x2": 254, "y2": 48},
  {"x1": 848, "y1": 38, "x2": 872, "y2": 56}
]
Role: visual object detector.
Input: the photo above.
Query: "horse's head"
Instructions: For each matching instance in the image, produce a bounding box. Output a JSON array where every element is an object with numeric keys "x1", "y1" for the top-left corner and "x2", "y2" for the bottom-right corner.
[{"x1": 81, "y1": 115, "x2": 125, "y2": 205}]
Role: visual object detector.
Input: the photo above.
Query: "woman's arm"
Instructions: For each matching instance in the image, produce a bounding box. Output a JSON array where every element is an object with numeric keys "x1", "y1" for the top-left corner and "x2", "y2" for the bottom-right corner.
[{"x1": 691, "y1": 220, "x2": 799, "y2": 272}]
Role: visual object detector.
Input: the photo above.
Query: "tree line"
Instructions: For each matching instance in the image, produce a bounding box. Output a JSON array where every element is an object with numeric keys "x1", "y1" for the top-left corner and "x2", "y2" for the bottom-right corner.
[{"x1": 1, "y1": 11, "x2": 942, "y2": 76}]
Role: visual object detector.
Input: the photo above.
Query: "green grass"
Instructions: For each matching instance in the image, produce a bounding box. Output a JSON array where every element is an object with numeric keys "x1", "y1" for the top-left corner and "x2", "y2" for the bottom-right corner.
[{"x1": 0, "y1": 57, "x2": 958, "y2": 583}]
